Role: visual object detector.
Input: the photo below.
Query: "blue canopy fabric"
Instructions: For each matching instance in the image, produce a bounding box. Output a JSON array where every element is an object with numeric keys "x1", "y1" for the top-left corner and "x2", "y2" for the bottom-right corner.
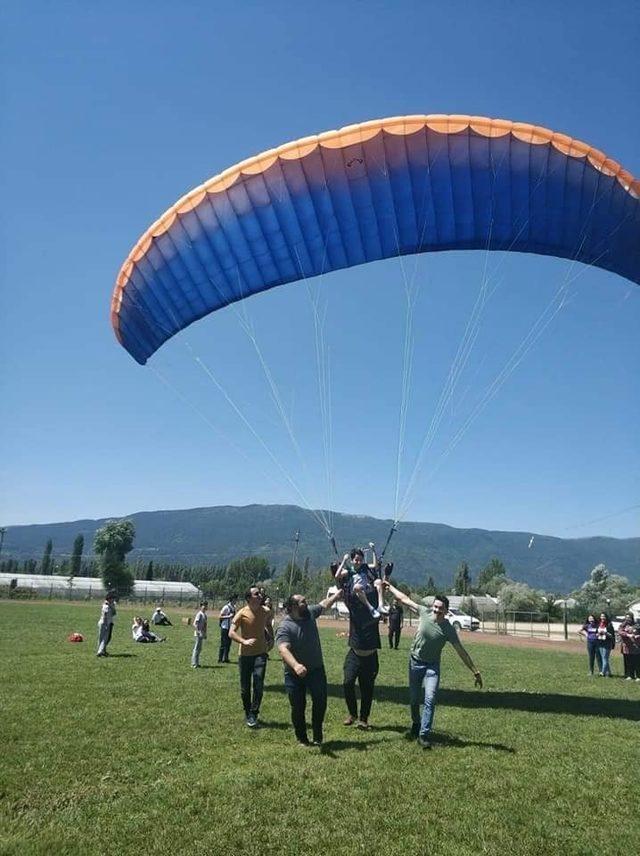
[{"x1": 112, "y1": 116, "x2": 640, "y2": 364}]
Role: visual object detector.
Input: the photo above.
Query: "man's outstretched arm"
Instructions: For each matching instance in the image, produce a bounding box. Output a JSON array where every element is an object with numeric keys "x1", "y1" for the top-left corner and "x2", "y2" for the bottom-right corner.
[
  {"x1": 319, "y1": 588, "x2": 343, "y2": 610},
  {"x1": 452, "y1": 641, "x2": 483, "y2": 687},
  {"x1": 383, "y1": 581, "x2": 420, "y2": 614}
]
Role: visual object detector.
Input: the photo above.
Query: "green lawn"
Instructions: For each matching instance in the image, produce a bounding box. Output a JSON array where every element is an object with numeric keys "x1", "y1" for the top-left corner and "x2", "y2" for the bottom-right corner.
[{"x1": 1, "y1": 601, "x2": 638, "y2": 856}]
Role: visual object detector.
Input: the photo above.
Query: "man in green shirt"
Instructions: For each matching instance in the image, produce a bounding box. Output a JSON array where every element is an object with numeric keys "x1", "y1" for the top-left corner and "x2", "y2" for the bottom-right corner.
[{"x1": 384, "y1": 582, "x2": 482, "y2": 748}]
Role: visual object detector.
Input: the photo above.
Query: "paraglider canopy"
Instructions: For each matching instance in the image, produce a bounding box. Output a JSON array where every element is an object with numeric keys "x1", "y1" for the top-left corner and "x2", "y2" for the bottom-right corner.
[{"x1": 112, "y1": 114, "x2": 640, "y2": 365}]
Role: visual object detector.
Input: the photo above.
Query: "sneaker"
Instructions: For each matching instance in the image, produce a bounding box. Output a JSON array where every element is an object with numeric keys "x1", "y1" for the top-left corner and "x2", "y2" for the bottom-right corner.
[
  {"x1": 246, "y1": 714, "x2": 258, "y2": 728},
  {"x1": 296, "y1": 737, "x2": 310, "y2": 746},
  {"x1": 625, "y1": 676, "x2": 632, "y2": 681},
  {"x1": 343, "y1": 716, "x2": 355, "y2": 726},
  {"x1": 191, "y1": 664, "x2": 199, "y2": 669},
  {"x1": 310, "y1": 738, "x2": 323, "y2": 747},
  {"x1": 635, "y1": 678, "x2": 640, "y2": 682},
  {"x1": 356, "y1": 720, "x2": 371, "y2": 731},
  {"x1": 417, "y1": 734, "x2": 432, "y2": 749}
]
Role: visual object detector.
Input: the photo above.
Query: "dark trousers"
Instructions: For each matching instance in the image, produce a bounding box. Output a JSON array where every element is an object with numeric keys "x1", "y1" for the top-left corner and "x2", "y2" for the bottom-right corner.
[
  {"x1": 587, "y1": 641, "x2": 602, "y2": 674},
  {"x1": 343, "y1": 649, "x2": 379, "y2": 722},
  {"x1": 388, "y1": 626, "x2": 401, "y2": 649},
  {"x1": 284, "y1": 666, "x2": 327, "y2": 743},
  {"x1": 623, "y1": 653, "x2": 640, "y2": 679},
  {"x1": 239, "y1": 654, "x2": 267, "y2": 716},
  {"x1": 219, "y1": 628, "x2": 231, "y2": 662}
]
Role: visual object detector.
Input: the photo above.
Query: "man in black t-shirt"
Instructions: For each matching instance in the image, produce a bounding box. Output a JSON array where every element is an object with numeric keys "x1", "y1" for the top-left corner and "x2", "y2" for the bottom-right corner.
[
  {"x1": 342, "y1": 575, "x2": 382, "y2": 730},
  {"x1": 388, "y1": 600, "x2": 404, "y2": 649}
]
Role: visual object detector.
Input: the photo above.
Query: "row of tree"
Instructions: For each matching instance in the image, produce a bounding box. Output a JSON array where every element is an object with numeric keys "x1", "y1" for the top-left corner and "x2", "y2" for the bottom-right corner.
[
  {"x1": 444, "y1": 557, "x2": 639, "y2": 617},
  {"x1": 3, "y1": 525, "x2": 638, "y2": 616}
]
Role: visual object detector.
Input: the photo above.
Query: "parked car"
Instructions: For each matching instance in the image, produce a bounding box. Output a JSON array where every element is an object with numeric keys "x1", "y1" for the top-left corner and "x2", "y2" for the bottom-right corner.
[{"x1": 446, "y1": 607, "x2": 480, "y2": 631}]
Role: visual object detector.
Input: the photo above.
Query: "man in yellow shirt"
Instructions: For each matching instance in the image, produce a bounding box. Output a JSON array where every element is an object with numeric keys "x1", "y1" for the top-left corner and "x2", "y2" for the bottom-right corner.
[{"x1": 229, "y1": 586, "x2": 274, "y2": 728}]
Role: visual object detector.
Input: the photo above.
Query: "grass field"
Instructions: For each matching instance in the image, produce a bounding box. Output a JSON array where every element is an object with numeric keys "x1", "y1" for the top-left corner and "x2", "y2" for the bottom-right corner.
[{"x1": 1, "y1": 601, "x2": 638, "y2": 856}]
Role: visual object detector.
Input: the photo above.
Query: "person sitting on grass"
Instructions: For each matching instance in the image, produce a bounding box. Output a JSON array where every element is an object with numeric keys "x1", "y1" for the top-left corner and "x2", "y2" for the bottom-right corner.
[
  {"x1": 151, "y1": 606, "x2": 172, "y2": 626},
  {"x1": 334, "y1": 545, "x2": 389, "y2": 619},
  {"x1": 131, "y1": 616, "x2": 165, "y2": 643}
]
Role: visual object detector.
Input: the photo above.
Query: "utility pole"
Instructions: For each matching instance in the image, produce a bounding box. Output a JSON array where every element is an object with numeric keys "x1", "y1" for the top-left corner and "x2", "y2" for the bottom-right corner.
[
  {"x1": 0, "y1": 527, "x2": 6, "y2": 560},
  {"x1": 288, "y1": 530, "x2": 300, "y2": 594}
]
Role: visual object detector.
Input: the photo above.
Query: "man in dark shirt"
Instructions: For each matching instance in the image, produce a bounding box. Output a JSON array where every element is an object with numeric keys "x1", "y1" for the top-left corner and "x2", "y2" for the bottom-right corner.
[
  {"x1": 388, "y1": 600, "x2": 404, "y2": 649},
  {"x1": 342, "y1": 576, "x2": 382, "y2": 730},
  {"x1": 275, "y1": 589, "x2": 343, "y2": 746}
]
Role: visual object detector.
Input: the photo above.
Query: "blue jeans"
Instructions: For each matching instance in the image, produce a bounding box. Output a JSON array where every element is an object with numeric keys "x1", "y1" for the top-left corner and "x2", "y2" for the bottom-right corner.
[
  {"x1": 409, "y1": 657, "x2": 440, "y2": 737},
  {"x1": 587, "y1": 640, "x2": 602, "y2": 674},
  {"x1": 191, "y1": 635, "x2": 204, "y2": 666},
  {"x1": 598, "y1": 645, "x2": 611, "y2": 676}
]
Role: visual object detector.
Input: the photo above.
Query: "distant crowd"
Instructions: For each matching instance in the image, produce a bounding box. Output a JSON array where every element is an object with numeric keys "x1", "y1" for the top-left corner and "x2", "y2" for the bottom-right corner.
[{"x1": 579, "y1": 612, "x2": 640, "y2": 680}]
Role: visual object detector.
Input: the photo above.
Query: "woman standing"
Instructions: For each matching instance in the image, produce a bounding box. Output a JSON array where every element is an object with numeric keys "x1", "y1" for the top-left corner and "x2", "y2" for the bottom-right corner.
[
  {"x1": 618, "y1": 613, "x2": 640, "y2": 681},
  {"x1": 596, "y1": 612, "x2": 615, "y2": 677},
  {"x1": 578, "y1": 614, "x2": 601, "y2": 676}
]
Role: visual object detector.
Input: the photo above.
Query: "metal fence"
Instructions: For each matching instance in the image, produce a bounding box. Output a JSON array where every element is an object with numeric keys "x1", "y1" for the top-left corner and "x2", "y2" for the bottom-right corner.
[{"x1": 0, "y1": 583, "x2": 203, "y2": 608}]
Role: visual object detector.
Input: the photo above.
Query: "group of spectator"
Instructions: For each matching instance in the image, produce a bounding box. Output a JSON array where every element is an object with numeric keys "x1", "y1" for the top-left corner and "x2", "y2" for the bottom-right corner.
[
  {"x1": 95, "y1": 556, "x2": 638, "y2": 751},
  {"x1": 184, "y1": 547, "x2": 482, "y2": 748},
  {"x1": 579, "y1": 611, "x2": 640, "y2": 679}
]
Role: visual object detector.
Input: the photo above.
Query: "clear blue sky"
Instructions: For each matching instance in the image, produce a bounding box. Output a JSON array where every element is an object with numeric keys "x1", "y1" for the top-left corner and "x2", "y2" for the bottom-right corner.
[{"x1": 1, "y1": 1, "x2": 638, "y2": 540}]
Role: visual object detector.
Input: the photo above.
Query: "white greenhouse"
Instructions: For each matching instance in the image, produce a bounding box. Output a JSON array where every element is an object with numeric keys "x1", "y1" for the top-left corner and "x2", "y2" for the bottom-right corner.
[{"x1": 0, "y1": 573, "x2": 202, "y2": 603}]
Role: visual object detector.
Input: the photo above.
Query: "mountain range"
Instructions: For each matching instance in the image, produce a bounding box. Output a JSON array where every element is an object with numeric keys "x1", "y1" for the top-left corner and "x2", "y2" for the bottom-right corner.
[{"x1": 3, "y1": 504, "x2": 639, "y2": 592}]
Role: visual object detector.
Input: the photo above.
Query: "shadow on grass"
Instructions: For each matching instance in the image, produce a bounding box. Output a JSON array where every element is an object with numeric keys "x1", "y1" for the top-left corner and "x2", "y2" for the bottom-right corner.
[
  {"x1": 268, "y1": 682, "x2": 639, "y2": 722},
  {"x1": 369, "y1": 684, "x2": 640, "y2": 722},
  {"x1": 104, "y1": 653, "x2": 136, "y2": 658},
  {"x1": 256, "y1": 720, "x2": 290, "y2": 731},
  {"x1": 319, "y1": 738, "x2": 378, "y2": 758},
  {"x1": 429, "y1": 732, "x2": 515, "y2": 753}
]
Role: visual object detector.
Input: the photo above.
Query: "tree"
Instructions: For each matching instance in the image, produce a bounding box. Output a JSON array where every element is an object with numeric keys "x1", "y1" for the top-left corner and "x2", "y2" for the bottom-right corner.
[
  {"x1": 283, "y1": 561, "x2": 303, "y2": 595},
  {"x1": 476, "y1": 558, "x2": 506, "y2": 591},
  {"x1": 573, "y1": 564, "x2": 638, "y2": 615},
  {"x1": 41, "y1": 539, "x2": 53, "y2": 575},
  {"x1": 425, "y1": 575, "x2": 438, "y2": 595},
  {"x1": 394, "y1": 580, "x2": 412, "y2": 597},
  {"x1": 453, "y1": 562, "x2": 471, "y2": 596},
  {"x1": 541, "y1": 593, "x2": 562, "y2": 619},
  {"x1": 94, "y1": 520, "x2": 135, "y2": 597},
  {"x1": 460, "y1": 595, "x2": 480, "y2": 618},
  {"x1": 497, "y1": 582, "x2": 543, "y2": 614},
  {"x1": 145, "y1": 560, "x2": 154, "y2": 581},
  {"x1": 224, "y1": 556, "x2": 271, "y2": 594},
  {"x1": 70, "y1": 534, "x2": 84, "y2": 579}
]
